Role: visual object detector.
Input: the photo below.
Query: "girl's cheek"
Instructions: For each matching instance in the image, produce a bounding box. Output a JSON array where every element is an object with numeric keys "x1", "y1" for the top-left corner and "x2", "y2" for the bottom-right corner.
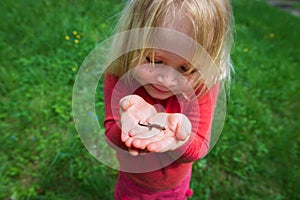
[
  {"x1": 133, "y1": 64, "x2": 154, "y2": 82},
  {"x1": 180, "y1": 78, "x2": 197, "y2": 93}
]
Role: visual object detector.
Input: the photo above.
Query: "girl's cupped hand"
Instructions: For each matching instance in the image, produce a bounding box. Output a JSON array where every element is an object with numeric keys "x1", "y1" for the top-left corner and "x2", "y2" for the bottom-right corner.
[{"x1": 120, "y1": 95, "x2": 191, "y2": 156}]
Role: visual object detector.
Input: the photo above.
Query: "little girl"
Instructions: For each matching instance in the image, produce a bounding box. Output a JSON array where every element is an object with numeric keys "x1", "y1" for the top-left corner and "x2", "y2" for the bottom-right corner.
[{"x1": 103, "y1": 0, "x2": 233, "y2": 199}]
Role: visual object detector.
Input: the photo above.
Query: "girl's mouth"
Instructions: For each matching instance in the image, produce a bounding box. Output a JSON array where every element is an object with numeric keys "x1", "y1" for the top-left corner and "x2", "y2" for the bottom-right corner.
[{"x1": 149, "y1": 84, "x2": 170, "y2": 93}]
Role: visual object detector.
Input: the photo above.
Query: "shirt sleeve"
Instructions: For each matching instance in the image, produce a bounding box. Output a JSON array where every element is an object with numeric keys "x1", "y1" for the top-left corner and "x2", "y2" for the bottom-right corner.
[
  {"x1": 103, "y1": 74, "x2": 128, "y2": 150},
  {"x1": 172, "y1": 83, "x2": 220, "y2": 163}
]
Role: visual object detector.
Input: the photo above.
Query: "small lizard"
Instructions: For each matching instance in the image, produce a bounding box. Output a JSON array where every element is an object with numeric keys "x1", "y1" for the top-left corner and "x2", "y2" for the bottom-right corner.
[{"x1": 138, "y1": 121, "x2": 166, "y2": 131}]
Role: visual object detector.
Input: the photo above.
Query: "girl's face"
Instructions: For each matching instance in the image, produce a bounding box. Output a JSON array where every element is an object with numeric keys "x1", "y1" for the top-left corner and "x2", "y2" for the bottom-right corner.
[{"x1": 133, "y1": 50, "x2": 197, "y2": 100}]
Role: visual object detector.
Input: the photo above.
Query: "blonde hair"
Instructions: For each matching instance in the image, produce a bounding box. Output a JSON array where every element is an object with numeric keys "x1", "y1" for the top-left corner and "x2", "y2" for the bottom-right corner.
[{"x1": 106, "y1": 0, "x2": 233, "y2": 94}]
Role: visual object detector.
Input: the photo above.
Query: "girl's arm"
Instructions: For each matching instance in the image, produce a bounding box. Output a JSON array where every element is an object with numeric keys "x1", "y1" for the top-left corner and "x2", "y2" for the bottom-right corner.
[
  {"x1": 103, "y1": 74, "x2": 127, "y2": 150},
  {"x1": 124, "y1": 83, "x2": 220, "y2": 162},
  {"x1": 103, "y1": 74, "x2": 157, "y2": 152},
  {"x1": 171, "y1": 83, "x2": 220, "y2": 163}
]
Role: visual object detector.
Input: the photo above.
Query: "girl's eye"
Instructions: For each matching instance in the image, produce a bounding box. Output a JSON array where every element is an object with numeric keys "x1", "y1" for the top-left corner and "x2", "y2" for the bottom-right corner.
[
  {"x1": 145, "y1": 57, "x2": 151, "y2": 63},
  {"x1": 145, "y1": 57, "x2": 163, "y2": 64},
  {"x1": 179, "y1": 66, "x2": 196, "y2": 74},
  {"x1": 180, "y1": 66, "x2": 190, "y2": 73}
]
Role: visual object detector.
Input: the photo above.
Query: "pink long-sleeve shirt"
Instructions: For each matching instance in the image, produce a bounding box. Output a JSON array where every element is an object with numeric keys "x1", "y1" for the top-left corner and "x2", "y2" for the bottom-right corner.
[{"x1": 103, "y1": 73, "x2": 219, "y2": 191}]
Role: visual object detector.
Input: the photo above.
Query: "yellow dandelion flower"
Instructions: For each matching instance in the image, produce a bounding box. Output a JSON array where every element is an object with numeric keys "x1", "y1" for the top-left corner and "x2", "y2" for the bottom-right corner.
[
  {"x1": 269, "y1": 33, "x2": 275, "y2": 38},
  {"x1": 243, "y1": 48, "x2": 249, "y2": 53},
  {"x1": 65, "y1": 36, "x2": 70, "y2": 40},
  {"x1": 73, "y1": 30, "x2": 78, "y2": 35},
  {"x1": 72, "y1": 66, "x2": 77, "y2": 71},
  {"x1": 74, "y1": 39, "x2": 79, "y2": 44},
  {"x1": 76, "y1": 34, "x2": 81, "y2": 39}
]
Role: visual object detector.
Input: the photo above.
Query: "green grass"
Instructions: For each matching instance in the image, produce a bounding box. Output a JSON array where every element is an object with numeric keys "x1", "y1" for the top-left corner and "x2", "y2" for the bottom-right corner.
[{"x1": 0, "y1": 0, "x2": 299, "y2": 199}]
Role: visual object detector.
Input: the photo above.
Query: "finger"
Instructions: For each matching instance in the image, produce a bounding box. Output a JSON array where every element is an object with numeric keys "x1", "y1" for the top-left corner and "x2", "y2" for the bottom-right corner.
[
  {"x1": 175, "y1": 125, "x2": 189, "y2": 141},
  {"x1": 120, "y1": 98, "x2": 131, "y2": 111},
  {"x1": 168, "y1": 114, "x2": 191, "y2": 141},
  {"x1": 176, "y1": 122, "x2": 191, "y2": 141},
  {"x1": 131, "y1": 132, "x2": 167, "y2": 149},
  {"x1": 121, "y1": 130, "x2": 130, "y2": 142},
  {"x1": 147, "y1": 136, "x2": 177, "y2": 152},
  {"x1": 124, "y1": 137, "x2": 135, "y2": 148},
  {"x1": 128, "y1": 148, "x2": 139, "y2": 156},
  {"x1": 119, "y1": 95, "x2": 143, "y2": 111}
]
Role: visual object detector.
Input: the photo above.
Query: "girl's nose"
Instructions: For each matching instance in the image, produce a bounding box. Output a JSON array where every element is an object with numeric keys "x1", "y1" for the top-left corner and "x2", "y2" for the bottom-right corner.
[{"x1": 156, "y1": 70, "x2": 178, "y2": 88}]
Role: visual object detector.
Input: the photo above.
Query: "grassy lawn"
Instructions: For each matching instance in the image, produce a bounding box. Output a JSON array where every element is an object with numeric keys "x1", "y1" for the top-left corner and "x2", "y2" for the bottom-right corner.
[{"x1": 0, "y1": 0, "x2": 299, "y2": 199}]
